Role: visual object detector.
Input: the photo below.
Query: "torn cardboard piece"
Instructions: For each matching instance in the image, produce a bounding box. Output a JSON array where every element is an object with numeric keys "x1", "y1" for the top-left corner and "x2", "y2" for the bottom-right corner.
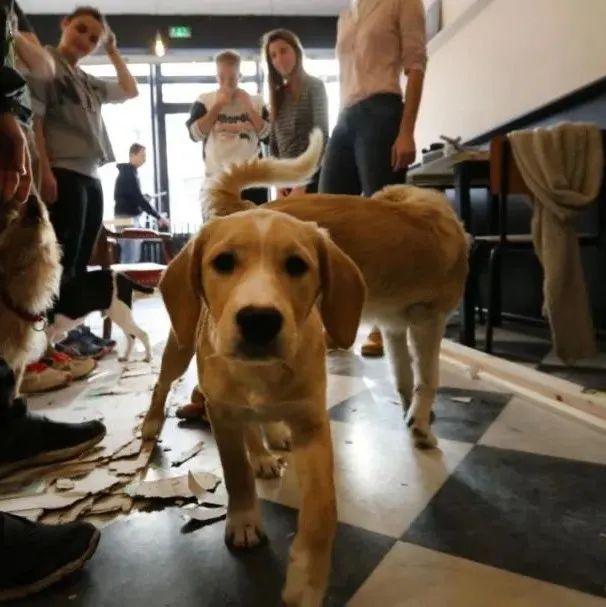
[
  {"x1": 181, "y1": 505, "x2": 227, "y2": 523},
  {"x1": 127, "y1": 470, "x2": 220, "y2": 501},
  {"x1": 451, "y1": 396, "x2": 473, "y2": 404},
  {"x1": 171, "y1": 442, "x2": 204, "y2": 468}
]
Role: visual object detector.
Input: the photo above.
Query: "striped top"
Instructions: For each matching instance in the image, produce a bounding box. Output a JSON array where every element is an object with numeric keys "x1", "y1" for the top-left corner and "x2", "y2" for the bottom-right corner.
[{"x1": 270, "y1": 73, "x2": 328, "y2": 159}]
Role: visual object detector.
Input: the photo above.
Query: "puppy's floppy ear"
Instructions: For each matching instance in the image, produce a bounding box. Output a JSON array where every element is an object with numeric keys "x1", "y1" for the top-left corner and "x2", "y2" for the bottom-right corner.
[
  {"x1": 159, "y1": 229, "x2": 206, "y2": 349},
  {"x1": 317, "y1": 230, "x2": 366, "y2": 349}
]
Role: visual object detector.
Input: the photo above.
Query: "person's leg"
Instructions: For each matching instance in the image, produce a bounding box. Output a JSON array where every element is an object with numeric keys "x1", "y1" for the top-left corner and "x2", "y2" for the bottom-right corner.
[
  {"x1": 305, "y1": 170, "x2": 320, "y2": 194},
  {"x1": 75, "y1": 177, "x2": 104, "y2": 276},
  {"x1": 354, "y1": 94, "x2": 408, "y2": 197},
  {"x1": 353, "y1": 95, "x2": 408, "y2": 356},
  {"x1": 48, "y1": 169, "x2": 87, "y2": 284},
  {"x1": 0, "y1": 359, "x2": 103, "y2": 599},
  {"x1": 318, "y1": 109, "x2": 361, "y2": 195},
  {"x1": 242, "y1": 187, "x2": 269, "y2": 206}
]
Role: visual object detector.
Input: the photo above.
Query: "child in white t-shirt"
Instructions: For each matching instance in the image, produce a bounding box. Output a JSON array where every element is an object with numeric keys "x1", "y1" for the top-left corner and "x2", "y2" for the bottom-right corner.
[{"x1": 186, "y1": 49, "x2": 270, "y2": 204}]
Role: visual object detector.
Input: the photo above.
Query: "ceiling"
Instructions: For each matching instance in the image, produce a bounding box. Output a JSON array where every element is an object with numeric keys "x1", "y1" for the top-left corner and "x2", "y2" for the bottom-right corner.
[{"x1": 20, "y1": 0, "x2": 348, "y2": 16}]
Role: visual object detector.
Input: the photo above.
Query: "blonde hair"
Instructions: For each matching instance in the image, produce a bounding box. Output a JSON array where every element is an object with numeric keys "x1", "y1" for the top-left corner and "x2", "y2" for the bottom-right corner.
[{"x1": 214, "y1": 49, "x2": 241, "y2": 68}]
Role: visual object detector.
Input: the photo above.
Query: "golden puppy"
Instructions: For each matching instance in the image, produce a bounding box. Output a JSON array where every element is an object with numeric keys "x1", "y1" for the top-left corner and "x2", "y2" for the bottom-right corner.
[
  {"x1": 0, "y1": 194, "x2": 61, "y2": 382},
  {"x1": 144, "y1": 130, "x2": 468, "y2": 452},
  {"x1": 158, "y1": 209, "x2": 365, "y2": 606}
]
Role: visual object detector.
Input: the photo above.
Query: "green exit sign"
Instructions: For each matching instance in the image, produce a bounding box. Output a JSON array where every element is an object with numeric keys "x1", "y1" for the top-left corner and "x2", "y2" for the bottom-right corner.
[{"x1": 169, "y1": 26, "x2": 192, "y2": 39}]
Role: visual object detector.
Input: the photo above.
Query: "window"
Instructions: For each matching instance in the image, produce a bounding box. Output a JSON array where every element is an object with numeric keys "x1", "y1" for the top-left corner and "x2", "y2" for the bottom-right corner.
[
  {"x1": 164, "y1": 113, "x2": 204, "y2": 233},
  {"x1": 81, "y1": 63, "x2": 150, "y2": 78},
  {"x1": 98, "y1": 85, "x2": 154, "y2": 220},
  {"x1": 161, "y1": 60, "x2": 257, "y2": 77}
]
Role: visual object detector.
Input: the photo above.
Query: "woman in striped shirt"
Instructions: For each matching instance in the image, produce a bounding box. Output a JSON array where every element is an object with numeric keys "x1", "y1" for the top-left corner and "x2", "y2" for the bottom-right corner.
[{"x1": 262, "y1": 29, "x2": 328, "y2": 196}]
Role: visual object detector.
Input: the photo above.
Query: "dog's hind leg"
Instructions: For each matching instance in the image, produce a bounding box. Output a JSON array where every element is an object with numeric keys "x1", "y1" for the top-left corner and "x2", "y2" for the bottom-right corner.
[
  {"x1": 406, "y1": 313, "x2": 447, "y2": 449},
  {"x1": 245, "y1": 424, "x2": 285, "y2": 479},
  {"x1": 383, "y1": 327, "x2": 413, "y2": 409},
  {"x1": 109, "y1": 301, "x2": 152, "y2": 362},
  {"x1": 141, "y1": 328, "x2": 194, "y2": 440},
  {"x1": 119, "y1": 335, "x2": 135, "y2": 362}
]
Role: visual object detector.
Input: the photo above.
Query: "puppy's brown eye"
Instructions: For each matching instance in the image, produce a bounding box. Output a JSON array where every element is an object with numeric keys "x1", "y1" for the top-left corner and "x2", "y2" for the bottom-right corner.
[
  {"x1": 285, "y1": 255, "x2": 308, "y2": 277},
  {"x1": 212, "y1": 252, "x2": 236, "y2": 274}
]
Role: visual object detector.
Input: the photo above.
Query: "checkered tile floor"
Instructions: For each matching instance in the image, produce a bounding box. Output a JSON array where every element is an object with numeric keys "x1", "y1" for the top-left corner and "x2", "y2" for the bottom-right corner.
[
  {"x1": 16, "y1": 298, "x2": 606, "y2": 606},
  {"x1": 18, "y1": 348, "x2": 606, "y2": 605}
]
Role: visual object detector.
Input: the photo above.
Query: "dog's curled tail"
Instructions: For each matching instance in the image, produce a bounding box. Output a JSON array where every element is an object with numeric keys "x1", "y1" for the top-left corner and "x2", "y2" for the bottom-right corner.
[{"x1": 204, "y1": 129, "x2": 323, "y2": 220}]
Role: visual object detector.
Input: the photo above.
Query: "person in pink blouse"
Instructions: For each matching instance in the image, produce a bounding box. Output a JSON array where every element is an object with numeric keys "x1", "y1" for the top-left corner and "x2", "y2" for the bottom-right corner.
[{"x1": 319, "y1": 0, "x2": 427, "y2": 357}]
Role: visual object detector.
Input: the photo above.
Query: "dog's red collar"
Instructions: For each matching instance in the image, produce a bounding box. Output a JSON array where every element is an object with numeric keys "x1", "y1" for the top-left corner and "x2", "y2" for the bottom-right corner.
[{"x1": 0, "y1": 288, "x2": 46, "y2": 327}]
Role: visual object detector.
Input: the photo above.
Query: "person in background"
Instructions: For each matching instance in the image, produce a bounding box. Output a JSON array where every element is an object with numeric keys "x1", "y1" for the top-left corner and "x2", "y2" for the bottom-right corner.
[
  {"x1": 319, "y1": 0, "x2": 427, "y2": 357},
  {"x1": 262, "y1": 28, "x2": 328, "y2": 196},
  {"x1": 28, "y1": 6, "x2": 138, "y2": 360},
  {"x1": 114, "y1": 142, "x2": 169, "y2": 263},
  {"x1": 186, "y1": 49, "x2": 271, "y2": 205},
  {"x1": 0, "y1": 5, "x2": 105, "y2": 599}
]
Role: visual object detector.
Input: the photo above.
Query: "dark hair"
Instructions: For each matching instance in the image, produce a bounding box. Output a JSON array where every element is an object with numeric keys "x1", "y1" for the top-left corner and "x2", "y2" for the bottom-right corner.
[
  {"x1": 261, "y1": 29, "x2": 305, "y2": 121},
  {"x1": 214, "y1": 49, "x2": 241, "y2": 68},
  {"x1": 129, "y1": 143, "x2": 145, "y2": 156},
  {"x1": 65, "y1": 6, "x2": 108, "y2": 29}
]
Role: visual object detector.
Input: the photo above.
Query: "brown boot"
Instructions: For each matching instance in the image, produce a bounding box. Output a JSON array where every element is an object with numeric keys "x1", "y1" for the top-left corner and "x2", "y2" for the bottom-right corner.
[
  {"x1": 175, "y1": 387, "x2": 208, "y2": 422},
  {"x1": 360, "y1": 327, "x2": 384, "y2": 357}
]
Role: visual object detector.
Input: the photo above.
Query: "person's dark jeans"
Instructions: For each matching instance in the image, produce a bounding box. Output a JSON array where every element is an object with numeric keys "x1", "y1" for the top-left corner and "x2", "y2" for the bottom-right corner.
[
  {"x1": 242, "y1": 187, "x2": 269, "y2": 206},
  {"x1": 49, "y1": 168, "x2": 104, "y2": 283},
  {"x1": 319, "y1": 93, "x2": 407, "y2": 197}
]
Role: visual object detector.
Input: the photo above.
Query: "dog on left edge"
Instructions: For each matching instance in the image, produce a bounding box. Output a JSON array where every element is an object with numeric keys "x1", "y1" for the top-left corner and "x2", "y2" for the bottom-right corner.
[
  {"x1": 46, "y1": 269, "x2": 154, "y2": 362},
  {"x1": 0, "y1": 194, "x2": 62, "y2": 385}
]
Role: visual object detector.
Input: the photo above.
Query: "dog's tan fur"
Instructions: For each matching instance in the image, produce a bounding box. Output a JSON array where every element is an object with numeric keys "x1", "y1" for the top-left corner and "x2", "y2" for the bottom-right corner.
[
  {"x1": 0, "y1": 194, "x2": 62, "y2": 382},
  {"x1": 144, "y1": 129, "x2": 468, "y2": 450},
  {"x1": 156, "y1": 208, "x2": 365, "y2": 605}
]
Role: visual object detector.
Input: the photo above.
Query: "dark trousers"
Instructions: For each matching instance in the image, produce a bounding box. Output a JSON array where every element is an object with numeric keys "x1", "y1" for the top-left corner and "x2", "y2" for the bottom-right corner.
[
  {"x1": 242, "y1": 187, "x2": 269, "y2": 206},
  {"x1": 319, "y1": 93, "x2": 407, "y2": 196},
  {"x1": 49, "y1": 168, "x2": 104, "y2": 283}
]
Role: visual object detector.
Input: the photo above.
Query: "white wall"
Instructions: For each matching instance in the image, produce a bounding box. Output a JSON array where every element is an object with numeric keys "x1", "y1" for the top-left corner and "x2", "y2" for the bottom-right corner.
[
  {"x1": 415, "y1": 0, "x2": 606, "y2": 149},
  {"x1": 441, "y1": 0, "x2": 477, "y2": 28}
]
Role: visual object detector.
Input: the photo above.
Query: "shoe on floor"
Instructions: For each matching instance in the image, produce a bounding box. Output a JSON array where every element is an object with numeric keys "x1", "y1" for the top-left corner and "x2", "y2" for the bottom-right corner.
[
  {"x1": 0, "y1": 398, "x2": 106, "y2": 477},
  {"x1": 360, "y1": 328, "x2": 384, "y2": 357},
  {"x1": 0, "y1": 513, "x2": 100, "y2": 601},
  {"x1": 56, "y1": 330, "x2": 107, "y2": 360},
  {"x1": 78, "y1": 325, "x2": 116, "y2": 351},
  {"x1": 43, "y1": 349, "x2": 96, "y2": 381},
  {"x1": 19, "y1": 362, "x2": 71, "y2": 394},
  {"x1": 0, "y1": 360, "x2": 106, "y2": 477}
]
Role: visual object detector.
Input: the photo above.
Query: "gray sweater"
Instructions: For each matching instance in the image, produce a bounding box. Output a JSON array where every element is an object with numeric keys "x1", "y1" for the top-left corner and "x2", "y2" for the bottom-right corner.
[
  {"x1": 27, "y1": 47, "x2": 129, "y2": 178},
  {"x1": 270, "y1": 73, "x2": 328, "y2": 160}
]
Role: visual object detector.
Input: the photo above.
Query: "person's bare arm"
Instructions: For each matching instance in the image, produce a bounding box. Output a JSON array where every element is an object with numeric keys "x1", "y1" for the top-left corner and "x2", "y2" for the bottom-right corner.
[
  {"x1": 392, "y1": 69, "x2": 424, "y2": 170},
  {"x1": 33, "y1": 116, "x2": 57, "y2": 203},
  {"x1": 392, "y1": 0, "x2": 427, "y2": 170},
  {"x1": 195, "y1": 90, "x2": 231, "y2": 137},
  {"x1": 105, "y1": 31, "x2": 138, "y2": 98},
  {"x1": 235, "y1": 90, "x2": 268, "y2": 134},
  {"x1": 13, "y1": 31, "x2": 54, "y2": 79}
]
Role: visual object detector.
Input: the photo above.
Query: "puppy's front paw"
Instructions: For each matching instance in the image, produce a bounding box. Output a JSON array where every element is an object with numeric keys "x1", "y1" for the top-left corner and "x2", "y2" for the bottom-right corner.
[
  {"x1": 282, "y1": 549, "x2": 324, "y2": 607},
  {"x1": 225, "y1": 508, "x2": 266, "y2": 549},
  {"x1": 250, "y1": 453, "x2": 284, "y2": 479},
  {"x1": 405, "y1": 411, "x2": 437, "y2": 449},
  {"x1": 264, "y1": 422, "x2": 292, "y2": 451}
]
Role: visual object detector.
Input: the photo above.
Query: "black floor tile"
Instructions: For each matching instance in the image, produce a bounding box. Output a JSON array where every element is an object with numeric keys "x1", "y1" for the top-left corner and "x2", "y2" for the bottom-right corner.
[
  {"x1": 403, "y1": 445, "x2": 606, "y2": 598},
  {"x1": 15, "y1": 502, "x2": 394, "y2": 607},
  {"x1": 330, "y1": 383, "x2": 511, "y2": 444}
]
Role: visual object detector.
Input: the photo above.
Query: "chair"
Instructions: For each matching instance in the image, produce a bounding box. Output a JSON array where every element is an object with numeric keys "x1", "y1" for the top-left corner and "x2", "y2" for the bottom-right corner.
[
  {"x1": 90, "y1": 226, "x2": 174, "y2": 338},
  {"x1": 471, "y1": 131, "x2": 606, "y2": 353}
]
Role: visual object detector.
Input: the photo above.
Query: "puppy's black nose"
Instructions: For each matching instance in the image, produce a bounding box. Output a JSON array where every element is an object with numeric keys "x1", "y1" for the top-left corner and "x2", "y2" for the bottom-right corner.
[
  {"x1": 24, "y1": 195, "x2": 41, "y2": 220},
  {"x1": 236, "y1": 306, "x2": 283, "y2": 346}
]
